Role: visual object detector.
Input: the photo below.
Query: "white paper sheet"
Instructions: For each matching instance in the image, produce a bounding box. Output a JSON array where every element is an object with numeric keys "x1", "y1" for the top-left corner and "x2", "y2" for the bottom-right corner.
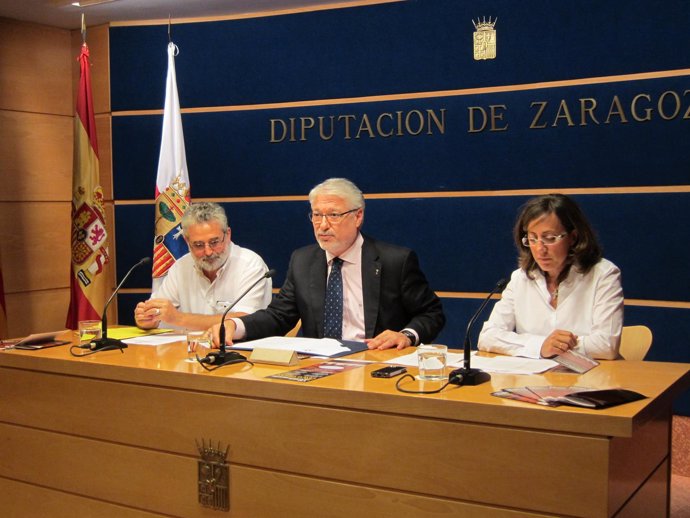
[
  {"x1": 230, "y1": 337, "x2": 351, "y2": 357},
  {"x1": 123, "y1": 334, "x2": 186, "y2": 346},
  {"x1": 387, "y1": 351, "x2": 557, "y2": 374},
  {"x1": 461, "y1": 354, "x2": 557, "y2": 374}
]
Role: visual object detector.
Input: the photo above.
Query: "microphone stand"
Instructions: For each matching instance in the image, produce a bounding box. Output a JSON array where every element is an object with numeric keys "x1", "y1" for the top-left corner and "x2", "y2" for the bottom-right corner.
[
  {"x1": 198, "y1": 268, "x2": 276, "y2": 368},
  {"x1": 449, "y1": 278, "x2": 508, "y2": 386},
  {"x1": 89, "y1": 257, "x2": 151, "y2": 352}
]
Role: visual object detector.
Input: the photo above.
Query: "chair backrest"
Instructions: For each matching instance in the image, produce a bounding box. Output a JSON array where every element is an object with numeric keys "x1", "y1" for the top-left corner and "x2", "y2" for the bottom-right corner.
[
  {"x1": 285, "y1": 319, "x2": 302, "y2": 337},
  {"x1": 619, "y1": 325, "x2": 653, "y2": 361}
]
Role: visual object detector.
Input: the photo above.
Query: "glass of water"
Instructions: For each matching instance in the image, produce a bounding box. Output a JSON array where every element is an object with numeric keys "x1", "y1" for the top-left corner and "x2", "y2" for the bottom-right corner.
[
  {"x1": 417, "y1": 344, "x2": 448, "y2": 381},
  {"x1": 78, "y1": 320, "x2": 102, "y2": 344},
  {"x1": 186, "y1": 330, "x2": 211, "y2": 362}
]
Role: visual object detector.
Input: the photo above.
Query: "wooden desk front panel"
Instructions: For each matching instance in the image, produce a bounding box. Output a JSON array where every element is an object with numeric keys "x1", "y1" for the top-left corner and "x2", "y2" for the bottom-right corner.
[
  {"x1": 0, "y1": 363, "x2": 664, "y2": 518},
  {"x1": 0, "y1": 425, "x2": 561, "y2": 518}
]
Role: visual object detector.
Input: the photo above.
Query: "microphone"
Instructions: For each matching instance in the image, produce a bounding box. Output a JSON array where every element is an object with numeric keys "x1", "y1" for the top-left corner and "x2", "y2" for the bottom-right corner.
[
  {"x1": 197, "y1": 351, "x2": 246, "y2": 365},
  {"x1": 449, "y1": 278, "x2": 508, "y2": 386},
  {"x1": 88, "y1": 257, "x2": 151, "y2": 352},
  {"x1": 199, "y1": 268, "x2": 276, "y2": 366},
  {"x1": 197, "y1": 352, "x2": 223, "y2": 365}
]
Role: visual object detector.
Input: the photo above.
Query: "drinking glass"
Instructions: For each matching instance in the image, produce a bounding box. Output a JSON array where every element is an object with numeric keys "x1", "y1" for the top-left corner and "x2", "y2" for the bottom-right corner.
[
  {"x1": 417, "y1": 344, "x2": 448, "y2": 381},
  {"x1": 78, "y1": 320, "x2": 102, "y2": 344},
  {"x1": 186, "y1": 330, "x2": 211, "y2": 362}
]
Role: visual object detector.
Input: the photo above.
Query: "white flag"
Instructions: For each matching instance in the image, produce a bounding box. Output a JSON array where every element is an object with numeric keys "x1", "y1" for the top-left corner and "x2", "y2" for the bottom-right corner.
[{"x1": 152, "y1": 42, "x2": 190, "y2": 291}]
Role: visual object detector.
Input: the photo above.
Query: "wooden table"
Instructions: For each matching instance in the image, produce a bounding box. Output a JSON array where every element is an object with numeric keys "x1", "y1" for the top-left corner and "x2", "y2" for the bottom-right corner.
[{"x1": 1, "y1": 335, "x2": 688, "y2": 518}]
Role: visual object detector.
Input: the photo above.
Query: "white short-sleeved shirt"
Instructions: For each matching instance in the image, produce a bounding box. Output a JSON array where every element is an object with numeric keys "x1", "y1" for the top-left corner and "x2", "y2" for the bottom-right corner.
[
  {"x1": 477, "y1": 258, "x2": 623, "y2": 360},
  {"x1": 152, "y1": 242, "x2": 272, "y2": 328}
]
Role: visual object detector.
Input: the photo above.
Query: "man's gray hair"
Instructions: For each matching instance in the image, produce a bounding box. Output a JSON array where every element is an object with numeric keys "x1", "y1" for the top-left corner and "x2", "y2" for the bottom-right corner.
[
  {"x1": 308, "y1": 178, "x2": 365, "y2": 210},
  {"x1": 180, "y1": 202, "x2": 228, "y2": 237}
]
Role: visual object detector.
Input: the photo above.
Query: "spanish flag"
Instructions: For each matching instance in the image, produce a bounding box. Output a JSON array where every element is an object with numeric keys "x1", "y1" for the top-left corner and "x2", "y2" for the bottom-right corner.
[{"x1": 65, "y1": 43, "x2": 109, "y2": 329}]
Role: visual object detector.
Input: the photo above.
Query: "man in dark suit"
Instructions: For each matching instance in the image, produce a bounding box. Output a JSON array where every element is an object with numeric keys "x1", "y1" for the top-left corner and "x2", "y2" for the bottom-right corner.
[{"x1": 213, "y1": 178, "x2": 444, "y2": 350}]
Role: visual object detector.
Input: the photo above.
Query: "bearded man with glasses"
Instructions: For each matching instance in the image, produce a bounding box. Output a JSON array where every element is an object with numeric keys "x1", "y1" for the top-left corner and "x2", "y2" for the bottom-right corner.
[
  {"x1": 211, "y1": 177, "x2": 445, "y2": 351},
  {"x1": 135, "y1": 202, "x2": 272, "y2": 330}
]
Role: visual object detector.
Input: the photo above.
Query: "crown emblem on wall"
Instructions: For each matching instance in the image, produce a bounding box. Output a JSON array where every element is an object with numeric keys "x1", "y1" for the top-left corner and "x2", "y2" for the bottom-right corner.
[
  {"x1": 473, "y1": 16, "x2": 497, "y2": 60},
  {"x1": 473, "y1": 16, "x2": 497, "y2": 31}
]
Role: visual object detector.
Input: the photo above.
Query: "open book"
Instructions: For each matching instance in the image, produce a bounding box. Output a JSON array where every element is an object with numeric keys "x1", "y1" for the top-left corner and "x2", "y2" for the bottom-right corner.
[{"x1": 492, "y1": 385, "x2": 647, "y2": 408}]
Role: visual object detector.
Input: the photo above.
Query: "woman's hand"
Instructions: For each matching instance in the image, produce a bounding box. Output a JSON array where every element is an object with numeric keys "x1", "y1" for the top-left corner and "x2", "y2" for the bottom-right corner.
[{"x1": 541, "y1": 329, "x2": 578, "y2": 358}]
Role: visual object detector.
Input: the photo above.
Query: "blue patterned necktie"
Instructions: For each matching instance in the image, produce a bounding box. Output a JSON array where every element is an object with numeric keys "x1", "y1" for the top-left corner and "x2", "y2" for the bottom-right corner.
[{"x1": 323, "y1": 257, "x2": 344, "y2": 339}]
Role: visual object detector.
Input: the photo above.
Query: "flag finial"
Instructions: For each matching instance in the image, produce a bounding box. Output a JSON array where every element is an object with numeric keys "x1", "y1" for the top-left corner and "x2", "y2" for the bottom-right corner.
[{"x1": 81, "y1": 13, "x2": 86, "y2": 45}]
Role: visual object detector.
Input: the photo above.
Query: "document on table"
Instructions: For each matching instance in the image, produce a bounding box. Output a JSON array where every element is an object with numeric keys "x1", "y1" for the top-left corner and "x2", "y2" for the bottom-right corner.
[
  {"x1": 387, "y1": 351, "x2": 557, "y2": 374},
  {"x1": 230, "y1": 337, "x2": 365, "y2": 357},
  {"x1": 123, "y1": 333, "x2": 185, "y2": 346},
  {"x1": 465, "y1": 354, "x2": 557, "y2": 374},
  {"x1": 109, "y1": 326, "x2": 174, "y2": 340}
]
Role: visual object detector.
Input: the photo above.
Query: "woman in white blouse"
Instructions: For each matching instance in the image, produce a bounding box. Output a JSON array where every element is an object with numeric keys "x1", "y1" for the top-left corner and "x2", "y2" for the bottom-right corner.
[{"x1": 478, "y1": 194, "x2": 623, "y2": 360}]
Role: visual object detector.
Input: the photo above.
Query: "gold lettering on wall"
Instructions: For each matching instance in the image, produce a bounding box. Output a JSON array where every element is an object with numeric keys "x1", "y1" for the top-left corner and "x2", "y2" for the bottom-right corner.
[
  {"x1": 580, "y1": 98, "x2": 599, "y2": 125},
  {"x1": 524, "y1": 89, "x2": 690, "y2": 129},
  {"x1": 468, "y1": 105, "x2": 508, "y2": 132},
  {"x1": 269, "y1": 89, "x2": 690, "y2": 141},
  {"x1": 269, "y1": 108, "x2": 446, "y2": 142}
]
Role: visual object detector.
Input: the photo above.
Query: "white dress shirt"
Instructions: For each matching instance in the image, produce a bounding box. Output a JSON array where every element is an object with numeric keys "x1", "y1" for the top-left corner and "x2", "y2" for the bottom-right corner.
[
  {"x1": 153, "y1": 242, "x2": 272, "y2": 328},
  {"x1": 477, "y1": 258, "x2": 623, "y2": 360}
]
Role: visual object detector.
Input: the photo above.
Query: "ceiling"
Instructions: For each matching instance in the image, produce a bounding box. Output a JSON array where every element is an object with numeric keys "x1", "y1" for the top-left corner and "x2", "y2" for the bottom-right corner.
[{"x1": 0, "y1": 0, "x2": 360, "y2": 30}]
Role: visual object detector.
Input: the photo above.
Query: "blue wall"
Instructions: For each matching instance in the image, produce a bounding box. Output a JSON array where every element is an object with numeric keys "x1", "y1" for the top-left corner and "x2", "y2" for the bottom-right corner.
[{"x1": 110, "y1": 0, "x2": 690, "y2": 413}]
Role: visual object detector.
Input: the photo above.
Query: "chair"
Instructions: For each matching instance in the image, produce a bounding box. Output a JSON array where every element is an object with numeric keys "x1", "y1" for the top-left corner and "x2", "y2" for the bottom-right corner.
[
  {"x1": 619, "y1": 325, "x2": 653, "y2": 360},
  {"x1": 285, "y1": 319, "x2": 302, "y2": 337}
]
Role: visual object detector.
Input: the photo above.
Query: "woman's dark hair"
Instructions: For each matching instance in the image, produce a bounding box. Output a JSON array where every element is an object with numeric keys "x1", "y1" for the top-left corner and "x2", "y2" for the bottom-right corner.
[{"x1": 513, "y1": 194, "x2": 602, "y2": 279}]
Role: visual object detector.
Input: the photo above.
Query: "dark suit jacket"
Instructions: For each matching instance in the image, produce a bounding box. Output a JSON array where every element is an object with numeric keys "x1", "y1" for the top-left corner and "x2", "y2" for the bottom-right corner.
[{"x1": 241, "y1": 235, "x2": 445, "y2": 343}]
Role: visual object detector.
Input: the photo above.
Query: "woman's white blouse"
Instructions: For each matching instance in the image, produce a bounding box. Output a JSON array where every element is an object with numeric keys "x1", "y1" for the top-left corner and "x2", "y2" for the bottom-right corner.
[{"x1": 478, "y1": 258, "x2": 623, "y2": 359}]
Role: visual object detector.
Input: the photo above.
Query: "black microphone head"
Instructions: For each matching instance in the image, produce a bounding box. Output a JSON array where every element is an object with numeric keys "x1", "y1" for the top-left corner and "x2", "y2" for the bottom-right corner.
[
  {"x1": 265, "y1": 268, "x2": 277, "y2": 278},
  {"x1": 496, "y1": 278, "x2": 508, "y2": 292},
  {"x1": 139, "y1": 257, "x2": 152, "y2": 266}
]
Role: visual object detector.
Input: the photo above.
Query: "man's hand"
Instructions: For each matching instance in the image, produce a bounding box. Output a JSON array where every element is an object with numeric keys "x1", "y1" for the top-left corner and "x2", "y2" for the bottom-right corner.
[
  {"x1": 540, "y1": 329, "x2": 578, "y2": 358},
  {"x1": 210, "y1": 319, "x2": 237, "y2": 349},
  {"x1": 365, "y1": 330, "x2": 413, "y2": 350},
  {"x1": 134, "y1": 300, "x2": 161, "y2": 329},
  {"x1": 135, "y1": 298, "x2": 179, "y2": 329}
]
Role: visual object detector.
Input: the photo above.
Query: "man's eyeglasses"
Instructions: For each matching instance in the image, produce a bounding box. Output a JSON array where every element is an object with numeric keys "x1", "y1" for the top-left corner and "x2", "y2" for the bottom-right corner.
[
  {"x1": 308, "y1": 208, "x2": 359, "y2": 225},
  {"x1": 521, "y1": 233, "x2": 568, "y2": 247},
  {"x1": 190, "y1": 233, "x2": 226, "y2": 252}
]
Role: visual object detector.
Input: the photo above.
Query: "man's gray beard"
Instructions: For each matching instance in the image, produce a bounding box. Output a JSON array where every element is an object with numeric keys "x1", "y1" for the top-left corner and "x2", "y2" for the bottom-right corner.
[{"x1": 195, "y1": 247, "x2": 230, "y2": 272}]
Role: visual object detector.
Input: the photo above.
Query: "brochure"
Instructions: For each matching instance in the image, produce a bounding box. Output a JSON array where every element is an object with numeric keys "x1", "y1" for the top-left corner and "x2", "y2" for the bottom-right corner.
[
  {"x1": 493, "y1": 385, "x2": 647, "y2": 409},
  {"x1": 268, "y1": 360, "x2": 364, "y2": 382}
]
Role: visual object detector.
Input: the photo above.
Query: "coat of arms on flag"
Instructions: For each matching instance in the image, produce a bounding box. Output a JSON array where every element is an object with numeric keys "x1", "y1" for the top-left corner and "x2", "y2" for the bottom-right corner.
[
  {"x1": 153, "y1": 175, "x2": 189, "y2": 279},
  {"x1": 71, "y1": 188, "x2": 109, "y2": 287}
]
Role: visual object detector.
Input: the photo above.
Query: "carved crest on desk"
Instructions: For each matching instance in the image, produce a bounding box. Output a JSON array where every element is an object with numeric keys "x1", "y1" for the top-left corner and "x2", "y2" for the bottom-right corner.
[{"x1": 196, "y1": 439, "x2": 230, "y2": 511}]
